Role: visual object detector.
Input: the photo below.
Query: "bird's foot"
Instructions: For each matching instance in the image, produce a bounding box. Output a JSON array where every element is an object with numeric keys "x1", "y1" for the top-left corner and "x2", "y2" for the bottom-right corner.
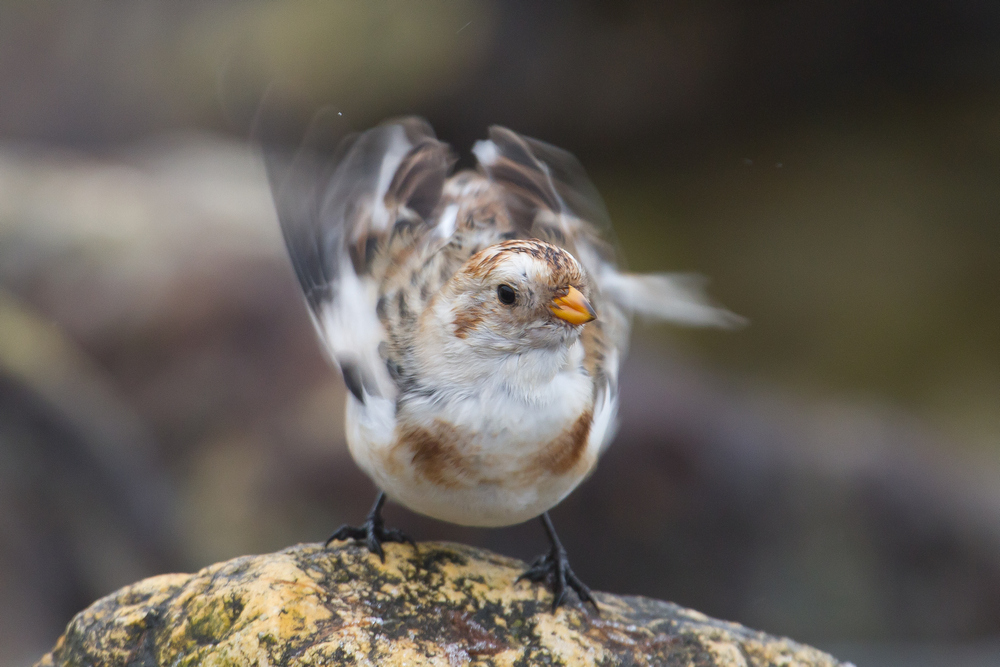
[
  {"x1": 324, "y1": 493, "x2": 416, "y2": 562},
  {"x1": 518, "y1": 545, "x2": 599, "y2": 613}
]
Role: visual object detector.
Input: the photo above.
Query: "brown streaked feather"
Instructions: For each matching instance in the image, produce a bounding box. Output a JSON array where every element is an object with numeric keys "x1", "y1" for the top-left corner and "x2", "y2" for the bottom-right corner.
[
  {"x1": 463, "y1": 239, "x2": 586, "y2": 289},
  {"x1": 580, "y1": 318, "x2": 609, "y2": 388},
  {"x1": 476, "y1": 126, "x2": 621, "y2": 271},
  {"x1": 477, "y1": 127, "x2": 562, "y2": 214},
  {"x1": 485, "y1": 126, "x2": 614, "y2": 233},
  {"x1": 439, "y1": 174, "x2": 522, "y2": 237},
  {"x1": 348, "y1": 234, "x2": 381, "y2": 276},
  {"x1": 384, "y1": 139, "x2": 454, "y2": 220},
  {"x1": 349, "y1": 129, "x2": 451, "y2": 276},
  {"x1": 452, "y1": 304, "x2": 486, "y2": 339}
]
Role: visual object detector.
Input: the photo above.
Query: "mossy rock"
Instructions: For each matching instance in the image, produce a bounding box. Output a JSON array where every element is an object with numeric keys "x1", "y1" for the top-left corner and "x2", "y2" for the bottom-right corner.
[{"x1": 36, "y1": 541, "x2": 848, "y2": 666}]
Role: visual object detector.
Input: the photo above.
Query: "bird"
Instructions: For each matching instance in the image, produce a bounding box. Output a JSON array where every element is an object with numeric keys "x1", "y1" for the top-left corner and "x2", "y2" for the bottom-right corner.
[{"x1": 263, "y1": 114, "x2": 743, "y2": 611}]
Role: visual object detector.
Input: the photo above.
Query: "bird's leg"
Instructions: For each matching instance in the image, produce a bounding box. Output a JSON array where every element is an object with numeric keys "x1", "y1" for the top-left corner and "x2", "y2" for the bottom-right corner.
[
  {"x1": 517, "y1": 512, "x2": 599, "y2": 613},
  {"x1": 325, "y1": 492, "x2": 416, "y2": 562}
]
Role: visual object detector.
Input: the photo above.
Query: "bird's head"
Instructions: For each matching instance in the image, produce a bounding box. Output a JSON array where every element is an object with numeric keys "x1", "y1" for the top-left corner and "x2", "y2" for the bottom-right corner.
[{"x1": 439, "y1": 239, "x2": 596, "y2": 355}]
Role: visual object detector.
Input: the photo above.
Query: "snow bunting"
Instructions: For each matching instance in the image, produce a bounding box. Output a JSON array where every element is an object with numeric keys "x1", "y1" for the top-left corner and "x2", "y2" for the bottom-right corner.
[{"x1": 264, "y1": 115, "x2": 743, "y2": 610}]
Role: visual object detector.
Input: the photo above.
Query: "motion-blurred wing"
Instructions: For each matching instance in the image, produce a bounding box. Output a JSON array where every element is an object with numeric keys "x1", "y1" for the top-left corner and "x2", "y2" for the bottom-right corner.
[
  {"x1": 472, "y1": 126, "x2": 617, "y2": 275},
  {"x1": 473, "y1": 125, "x2": 744, "y2": 331},
  {"x1": 265, "y1": 114, "x2": 452, "y2": 402}
]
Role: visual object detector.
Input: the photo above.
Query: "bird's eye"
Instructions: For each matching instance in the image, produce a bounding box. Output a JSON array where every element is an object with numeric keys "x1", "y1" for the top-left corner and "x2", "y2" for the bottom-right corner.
[{"x1": 497, "y1": 284, "x2": 517, "y2": 305}]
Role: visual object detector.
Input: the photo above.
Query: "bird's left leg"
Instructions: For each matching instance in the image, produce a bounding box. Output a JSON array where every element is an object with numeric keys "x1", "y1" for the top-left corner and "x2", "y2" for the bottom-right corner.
[
  {"x1": 517, "y1": 512, "x2": 599, "y2": 613},
  {"x1": 325, "y1": 492, "x2": 415, "y2": 562}
]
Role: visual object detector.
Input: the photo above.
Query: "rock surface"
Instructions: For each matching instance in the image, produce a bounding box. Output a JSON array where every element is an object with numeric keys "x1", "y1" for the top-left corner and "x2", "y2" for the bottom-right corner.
[{"x1": 36, "y1": 541, "x2": 848, "y2": 666}]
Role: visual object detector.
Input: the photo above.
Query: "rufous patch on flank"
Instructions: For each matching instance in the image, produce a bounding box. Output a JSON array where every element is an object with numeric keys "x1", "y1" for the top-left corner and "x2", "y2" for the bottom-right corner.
[
  {"x1": 531, "y1": 409, "x2": 593, "y2": 476},
  {"x1": 400, "y1": 420, "x2": 474, "y2": 489}
]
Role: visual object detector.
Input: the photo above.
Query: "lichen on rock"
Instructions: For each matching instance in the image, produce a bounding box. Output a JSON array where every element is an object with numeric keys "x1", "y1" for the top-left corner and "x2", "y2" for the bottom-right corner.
[{"x1": 36, "y1": 541, "x2": 848, "y2": 666}]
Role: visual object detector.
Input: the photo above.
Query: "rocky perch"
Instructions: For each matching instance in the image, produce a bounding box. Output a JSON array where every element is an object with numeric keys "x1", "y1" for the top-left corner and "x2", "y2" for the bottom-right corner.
[{"x1": 36, "y1": 542, "x2": 848, "y2": 666}]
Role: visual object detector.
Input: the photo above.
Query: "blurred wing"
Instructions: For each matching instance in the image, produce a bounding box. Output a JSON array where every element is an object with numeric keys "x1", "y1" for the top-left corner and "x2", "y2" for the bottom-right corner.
[
  {"x1": 472, "y1": 126, "x2": 618, "y2": 275},
  {"x1": 473, "y1": 125, "x2": 744, "y2": 331},
  {"x1": 264, "y1": 113, "x2": 452, "y2": 402}
]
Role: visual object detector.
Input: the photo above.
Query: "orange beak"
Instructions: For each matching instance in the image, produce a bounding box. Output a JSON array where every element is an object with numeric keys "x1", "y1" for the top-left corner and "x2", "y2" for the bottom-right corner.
[{"x1": 550, "y1": 286, "x2": 596, "y2": 325}]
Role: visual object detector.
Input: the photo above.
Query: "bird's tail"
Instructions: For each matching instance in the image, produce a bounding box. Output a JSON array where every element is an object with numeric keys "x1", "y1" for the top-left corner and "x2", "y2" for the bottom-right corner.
[{"x1": 600, "y1": 270, "x2": 747, "y2": 329}]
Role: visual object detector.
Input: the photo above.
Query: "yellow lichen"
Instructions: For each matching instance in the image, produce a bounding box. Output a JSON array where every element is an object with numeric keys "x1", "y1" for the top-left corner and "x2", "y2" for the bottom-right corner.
[{"x1": 36, "y1": 541, "x2": 847, "y2": 667}]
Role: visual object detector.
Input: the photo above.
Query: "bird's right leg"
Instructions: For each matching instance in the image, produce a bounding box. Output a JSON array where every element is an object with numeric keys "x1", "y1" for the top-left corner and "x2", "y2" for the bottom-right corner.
[{"x1": 325, "y1": 492, "x2": 416, "y2": 562}]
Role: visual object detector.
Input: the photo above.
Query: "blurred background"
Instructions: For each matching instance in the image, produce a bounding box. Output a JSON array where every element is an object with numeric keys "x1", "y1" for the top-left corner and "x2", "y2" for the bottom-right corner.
[{"x1": 1, "y1": 2, "x2": 999, "y2": 665}]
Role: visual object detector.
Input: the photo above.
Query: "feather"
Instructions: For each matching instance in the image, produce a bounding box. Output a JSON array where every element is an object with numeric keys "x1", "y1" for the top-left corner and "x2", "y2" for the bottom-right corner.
[
  {"x1": 600, "y1": 271, "x2": 747, "y2": 328},
  {"x1": 265, "y1": 115, "x2": 449, "y2": 401},
  {"x1": 473, "y1": 127, "x2": 618, "y2": 269}
]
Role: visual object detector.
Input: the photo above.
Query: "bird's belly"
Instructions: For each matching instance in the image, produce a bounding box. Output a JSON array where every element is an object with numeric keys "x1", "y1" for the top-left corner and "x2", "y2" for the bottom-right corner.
[{"x1": 345, "y1": 391, "x2": 599, "y2": 527}]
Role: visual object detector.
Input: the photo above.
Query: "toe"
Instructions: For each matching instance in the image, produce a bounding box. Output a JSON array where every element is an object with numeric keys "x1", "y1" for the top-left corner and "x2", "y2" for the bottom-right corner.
[
  {"x1": 568, "y1": 572, "x2": 599, "y2": 612},
  {"x1": 381, "y1": 527, "x2": 415, "y2": 546},
  {"x1": 552, "y1": 585, "x2": 568, "y2": 612},
  {"x1": 517, "y1": 562, "x2": 550, "y2": 583},
  {"x1": 325, "y1": 524, "x2": 360, "y2": 546},
  {"x1": 364, "y1": 525, "x2": 387, "y2": 562}
]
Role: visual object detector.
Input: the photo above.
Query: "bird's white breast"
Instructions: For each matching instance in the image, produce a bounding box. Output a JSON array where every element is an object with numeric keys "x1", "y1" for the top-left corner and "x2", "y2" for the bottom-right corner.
[{"x1": 343, "y1": 340, "x2": 608, "y2": 527}]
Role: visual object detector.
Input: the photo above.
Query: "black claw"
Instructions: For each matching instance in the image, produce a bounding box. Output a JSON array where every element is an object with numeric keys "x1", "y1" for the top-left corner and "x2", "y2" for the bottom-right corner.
[
  {"x1": 324, "y1": 492, "x2": 416, "y2": 563},
  {"x1": 552, "y1": 586, "x2": 568, "y2": 611},
  {"x1": 325, "y1": 524, "x2": 363, "y2": 546},
  {"x1": 520, "y1": 513, "x2": 600, "y2": 614},
  {"x1": 381, "y1": 527, "x2": 416, "y2": 548},
  {"x1": 516, "y1": 554, "x2": 550, "y2": 584},
  {"x1": 366, "y1": 533, "x2": 385, "y2": 561},
  {"x1": 566, "y1": 569, "x2": 597, "y2": 608}
]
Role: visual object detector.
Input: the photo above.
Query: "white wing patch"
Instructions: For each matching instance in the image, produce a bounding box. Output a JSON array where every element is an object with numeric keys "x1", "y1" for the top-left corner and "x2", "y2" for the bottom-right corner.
[
  {"x1": 471, "y1": 139, "x2": 499, "y2": 169},
  {"x1": 589, "y1": 381, "x2": 619, "y2": 455},
  {"x1": 369, "y1": 125, "x2": 416, "y2": 232},
  {"x1": 435, "y1": 203, "x2": 460, "y2": 240},
  {"x1": 318, "y1": 263, "x2": 397, "y2": 401}
]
